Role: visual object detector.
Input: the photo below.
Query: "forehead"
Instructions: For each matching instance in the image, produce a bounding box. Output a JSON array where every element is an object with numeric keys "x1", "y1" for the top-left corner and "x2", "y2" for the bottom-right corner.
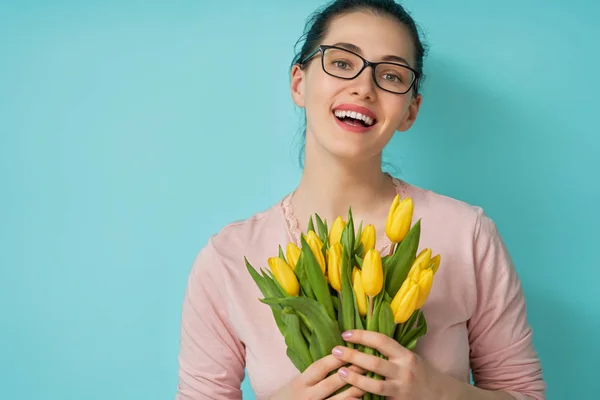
[{"x1": 322, "y1": 11, "x2": 415, "y2": 66}]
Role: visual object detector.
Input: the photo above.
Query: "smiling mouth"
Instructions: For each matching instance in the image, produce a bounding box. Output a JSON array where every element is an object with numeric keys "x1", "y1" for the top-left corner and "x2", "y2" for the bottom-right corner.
[{"x1": 333, "y1": 110, "x2": 377, "y2": 128}]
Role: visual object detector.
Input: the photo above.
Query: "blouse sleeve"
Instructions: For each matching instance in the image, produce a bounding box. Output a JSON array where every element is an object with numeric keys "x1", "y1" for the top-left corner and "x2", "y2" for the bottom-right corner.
[
  {"x1": 467, "y1": 209, "x2": 546, "y2": 400},
  {"x1": 175, "y1": 240, "x2": 246, "y2": 400}
]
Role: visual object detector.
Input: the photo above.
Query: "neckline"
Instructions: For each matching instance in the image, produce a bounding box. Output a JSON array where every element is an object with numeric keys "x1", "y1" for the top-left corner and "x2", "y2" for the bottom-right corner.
[{"x1": 280, "y1": 174, "x2": 408, "y2": 253}]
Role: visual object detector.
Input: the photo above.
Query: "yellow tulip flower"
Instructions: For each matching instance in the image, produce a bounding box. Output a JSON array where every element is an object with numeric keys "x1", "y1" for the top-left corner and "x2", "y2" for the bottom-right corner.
[
  {"x1": 286, "y1": 242, "x2": 301, "y2": 270},
  {"x1": 360, "y1": 224, "x2": 376, "y2": 253},
  {"x1": 407, "y1": 248, "x2": 432, "y2": 281},
  {"x1": 361, "y1": 248, "x2": 383, "y2": 297},
  {"x1": 327, "y1": 243, "x2": 343, "y2": 292},
  {"x1": 306, "y1": 231, "x2": 326, "y2": 274},
  {"x1": 391, "y1": 277, "x2": 411, "y2": 315},
  {"x1": 414, "y1": 248, "x2": 433, "y2": 270},
  {"x1": 268, "y1": 257, "x2": 300, "y2": 297},
  {"x1": 431, "y1": 254, "x2": 441, "y2": 274},
  {"x1": 393, "y1": 282, "x2": 420, "y2": 323},
  {"x1": 385, "y1": 194, "x2": 414, "y2": 243},
  {"x1": 329, "y1": 216, "x2": 346, "y2": 246},
  {"x1": 352, "y1": 266, "x2": 367, "y2": 317},
  {"x1": 415, "y1": 268, "x2": 434, "y2": 309}
]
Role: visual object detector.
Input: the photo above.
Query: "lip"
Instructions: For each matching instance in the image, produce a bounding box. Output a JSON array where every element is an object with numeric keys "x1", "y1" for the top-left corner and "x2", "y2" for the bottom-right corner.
[{"x1": 332, "y1": 103, "x2": 378, "y2": 134}]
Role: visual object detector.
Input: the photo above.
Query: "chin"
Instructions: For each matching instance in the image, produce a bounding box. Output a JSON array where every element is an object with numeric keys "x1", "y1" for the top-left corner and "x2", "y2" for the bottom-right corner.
[{"x1": 324, "y1": 140, "x2": 379, "y2": 163}]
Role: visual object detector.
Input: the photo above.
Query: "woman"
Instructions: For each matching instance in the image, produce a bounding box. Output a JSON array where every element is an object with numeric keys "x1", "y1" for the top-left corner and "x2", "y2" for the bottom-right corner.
[{"x1": 175, "y1": 1, "x2": 546, "y2": 399}]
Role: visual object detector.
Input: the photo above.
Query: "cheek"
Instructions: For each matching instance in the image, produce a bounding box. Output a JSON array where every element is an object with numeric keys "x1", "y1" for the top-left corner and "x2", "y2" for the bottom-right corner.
[
  {"x1": 305, "y1": 71, "x2": 340, "y2": 108},
  {"x1": 384, "y1": 98, "x2": 410, "y2": 124}
]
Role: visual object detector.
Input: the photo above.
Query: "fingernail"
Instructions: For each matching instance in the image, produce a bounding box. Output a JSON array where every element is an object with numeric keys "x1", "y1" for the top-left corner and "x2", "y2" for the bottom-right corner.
[
  {"x1": 338, "y1": 367, "x2": 349, "y2": 378},
  {"x1": 332, "y1": 346, "x2": 343, "y2": 357},
  {"x1": 342, "y1": 331, "x2": 352, "y2": 339}
]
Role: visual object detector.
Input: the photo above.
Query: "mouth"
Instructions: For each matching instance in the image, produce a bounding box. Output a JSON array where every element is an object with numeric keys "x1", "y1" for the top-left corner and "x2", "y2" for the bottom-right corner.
[{"x1": 332, "y1": 104, "x2": 378, "y2": 131}]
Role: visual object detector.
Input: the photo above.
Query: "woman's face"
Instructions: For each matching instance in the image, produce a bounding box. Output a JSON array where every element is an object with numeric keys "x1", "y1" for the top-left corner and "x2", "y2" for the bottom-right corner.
[{"x1": 291, "y1": 11, "x2": 422, "y2": 162}]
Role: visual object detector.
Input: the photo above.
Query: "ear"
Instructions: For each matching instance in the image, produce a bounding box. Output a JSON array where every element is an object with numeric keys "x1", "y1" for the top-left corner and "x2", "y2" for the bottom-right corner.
[
  {"x1": 397, "y1": 93, "x2": 422, "y2": 132},
  {"x1": 290, "y1": 64, "x2": 306, "y2": 108}
]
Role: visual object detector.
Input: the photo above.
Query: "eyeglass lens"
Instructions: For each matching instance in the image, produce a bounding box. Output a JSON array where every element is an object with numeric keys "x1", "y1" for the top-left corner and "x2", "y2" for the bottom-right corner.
[{"x1": 322, "y1": 47, "x2": 415, "y2": 94}]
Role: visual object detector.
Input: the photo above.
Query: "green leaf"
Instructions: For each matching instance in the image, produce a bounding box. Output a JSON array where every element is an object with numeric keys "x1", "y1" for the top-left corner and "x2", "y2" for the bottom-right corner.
[
  {"x1": 384, "y1": 219, "x2": 421, "y2": 297},
  {"x1": 308, "y1": 330, "x2": 322, "y2": 362},
  {"x1": 354, "y1": 221, "x2": 364, "y2": 254},
  {"x1": 307, "y1": 216, "x2": 315, "y2": 233},
  {"x1": 353, "y1": 292, "x2": 365, "y2": 331},
  {"x1": 354, "y1": 254, "x2": 364, "y2": 268},
  {"x1": 378, "y1": 301, "x2": 396, "y2": 338},
  {"x1": 278, "y1": 245, "x2": 286, "y2": 262},
  {"x1": 300, "y1": 235, "x2": 335, "y2": 321},
  {"x1": 365, "y1": 299, "x2": 380, "y2": 356},
  {"x1": 245, "y1": 257, "x2": 287, "y2": 335},
  {"x1": 316, "y1": 214, "x2": 329, "y2": 246},
  {"x1": 355, "y1": 220, "x2": 363, "y2": 244},
  {"x1": 282, "y1": 308, "x2": 313, "y2": 371},
  {"x1": 340, "y1": 247, "x2": 356, "y2": 349},
  {"x1": 340, "y1": 208, "x2": 355, "y2": 257},
  {"x1": 405, "y1": 337, "x2": 418, "y2": 351},
  {"x1": 295, "y1": 254, "x2": 316, "y2": 301},
  {"x1": 401, "y1": 310, "x2": 428, "y2": 348},
  {"x1": 286, "y1": 347, "x2": 310, "y2": 373},
  {"x1": 261, "y1": 296, "x2": 345, "y2": 361},
  {"x1": 399, "y1": 308, "x2": 420, "y2": 338}
]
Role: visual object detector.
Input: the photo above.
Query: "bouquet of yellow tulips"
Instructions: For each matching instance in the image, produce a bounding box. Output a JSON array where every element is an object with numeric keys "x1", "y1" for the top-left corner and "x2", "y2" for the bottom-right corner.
[{"x1": 245, "y1": 194, "x2": 441, "y2": 399}]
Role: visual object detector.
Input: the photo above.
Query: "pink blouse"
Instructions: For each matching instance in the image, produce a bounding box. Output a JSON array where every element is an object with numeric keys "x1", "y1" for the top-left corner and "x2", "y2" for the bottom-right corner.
[{"x1": 175, "y1": 178, "x2": 545, "y2": 399}]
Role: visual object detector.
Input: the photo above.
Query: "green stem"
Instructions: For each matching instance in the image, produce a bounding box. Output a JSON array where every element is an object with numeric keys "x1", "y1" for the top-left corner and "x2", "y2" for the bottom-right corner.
[
  {"x1": 389, "y1": 242, "x2": 397, "y2": 256},
  {"x1": 365, "y1": 296, "x2": 375, "y2": 356}
]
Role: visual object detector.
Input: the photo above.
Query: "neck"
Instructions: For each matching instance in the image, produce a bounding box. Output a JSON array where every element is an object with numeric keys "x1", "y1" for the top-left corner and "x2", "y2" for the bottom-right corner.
[{"x1": 291, "y1": 136, "x2": 397, "y2": 228}]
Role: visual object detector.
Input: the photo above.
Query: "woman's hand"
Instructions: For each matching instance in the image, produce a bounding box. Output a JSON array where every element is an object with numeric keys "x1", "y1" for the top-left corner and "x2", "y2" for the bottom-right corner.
[
  {"x1": 268, "y1": 354, "x2": 367, "y2": 400},
  {"x1": 331, "y1": 330, "x2": 461, "y2": 400}
]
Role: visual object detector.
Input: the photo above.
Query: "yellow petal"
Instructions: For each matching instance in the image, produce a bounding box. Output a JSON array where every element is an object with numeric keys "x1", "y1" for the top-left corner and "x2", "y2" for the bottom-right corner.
[
  {"x1": 286, "y1": 242, "x2": 301, "y2": 270},
  {"x1": 359, "y1": 224, "x2": 376, "y2": 254},
  {"x1": 361, "y1": 248, "x2": 383, "y2": 297},
  {"x1": 268, "y1": 257, "x2": 300, "y2": 297},
  {"x1": 327, "y1": 243, "x2": 343, "y2": 292},
  {"x1": 352, "y1": 267, "x2": 367, "y2": 317},
  {"x1": 386, "y1": 197, "x2": 414, "y2": 243},
  {"x1": 431, "y1": 254, "x2": 441, "y2": 274},
  {"x1": 306, "y1": 231, "x2": 326, "y2": 274},
  {"x1": 415, "y1": 268, "x2": 434, "y2": 309},
  {"x1": 394, "y1": 283, "x2": 420, "y2": 323},
  {"x1": 407, "y1": 263, "x2": 422, "y2": 282},
  {"x1": 329, "y1": 216, "x2": 346, "y2": 246},
  {"x1": 385, "y1": 194, "x2": 400, "y2": 234},
  {"x1": 391, "y1": 277, "x2": 411, "y2": 314},
  {"x1": 412, "y1": 248, "x2": 432, "y2": 271}
]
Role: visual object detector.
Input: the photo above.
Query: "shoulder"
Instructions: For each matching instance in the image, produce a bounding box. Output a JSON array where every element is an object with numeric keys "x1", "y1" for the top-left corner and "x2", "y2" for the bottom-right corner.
[
  {"x1": 403, "y1": 180, "x2": 489, "y2": 234},
  {"x1": 194, "y1": 196, "x2": 290, "y2": 272}
]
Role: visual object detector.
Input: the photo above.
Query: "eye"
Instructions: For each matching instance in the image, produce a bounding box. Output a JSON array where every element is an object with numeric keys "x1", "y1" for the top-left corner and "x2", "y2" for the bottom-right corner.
[
  {"x1": 382, "y1": 73, "x2": 402, "y2": 82},
  {"x1": 332, "y1": 60, "x2": 351, "y2": 69}
]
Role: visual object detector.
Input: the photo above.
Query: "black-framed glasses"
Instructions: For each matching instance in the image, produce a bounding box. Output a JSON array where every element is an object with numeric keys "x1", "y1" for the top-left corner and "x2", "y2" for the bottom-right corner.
[{"x1": 300, "y1": 45, "x2": 420, "y2": 95}]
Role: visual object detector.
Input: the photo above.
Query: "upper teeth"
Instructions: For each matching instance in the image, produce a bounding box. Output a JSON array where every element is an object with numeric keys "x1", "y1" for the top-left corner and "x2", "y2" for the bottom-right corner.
[{"x1": 334, "y1": 110, "x2": 375, "y2": 126}]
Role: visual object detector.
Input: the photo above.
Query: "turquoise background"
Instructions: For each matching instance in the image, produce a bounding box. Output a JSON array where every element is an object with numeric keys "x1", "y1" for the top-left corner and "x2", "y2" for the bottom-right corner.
[{"x1": 1, "y1": 0, "x2": 598, "y2": 399}]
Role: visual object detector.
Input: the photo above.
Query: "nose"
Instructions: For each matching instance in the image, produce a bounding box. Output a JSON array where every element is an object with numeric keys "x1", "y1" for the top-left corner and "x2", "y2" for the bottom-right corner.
[{"x1": 348, "y1": 65, "x2": 377, "y2": 101}]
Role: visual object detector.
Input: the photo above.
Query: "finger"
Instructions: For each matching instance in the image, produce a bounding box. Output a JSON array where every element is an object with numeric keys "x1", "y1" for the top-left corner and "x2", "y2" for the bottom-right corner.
[
  {"x1": 318, "y1": 367, "x2": 365, "y2": 400},
  {"x1": 342, "y1": 330, "x2": 409, "y2": 359},
  {"x1": 347, "y1": 365, "x2": 366, "y2": 375},
  {"x1": 302, "y1": 355, "x2": 348, "y2": 385},
  {"x1": 338, "y1": 366, "x2": 391, "y2": 396},
  {"x1": 332, "y1": 345, "x2": 396, "y2": 377},
  {"x1": 324, "y1": 384, "x2": 365, "y2": 400},
  {"x1": 313, "y1": 363, "x2": 366, "y2": 399}
]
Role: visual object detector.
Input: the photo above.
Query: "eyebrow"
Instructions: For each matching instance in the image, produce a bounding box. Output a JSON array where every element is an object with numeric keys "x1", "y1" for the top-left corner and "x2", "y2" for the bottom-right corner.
[{"x1": 332, "y1": 42, "x2": 410, "y2": 65}]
